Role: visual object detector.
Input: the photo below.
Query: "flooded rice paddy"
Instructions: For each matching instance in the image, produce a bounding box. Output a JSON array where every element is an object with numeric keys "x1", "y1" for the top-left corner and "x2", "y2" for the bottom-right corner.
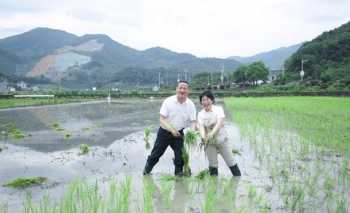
[{"x1": 0, "y1": 98, "x2": 349, "y2": 212}]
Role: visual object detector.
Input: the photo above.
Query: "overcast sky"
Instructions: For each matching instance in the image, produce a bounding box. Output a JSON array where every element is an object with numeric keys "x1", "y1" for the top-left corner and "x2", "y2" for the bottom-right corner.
[{"x1": 0, "y1": 0, "x2": 349, "y2": 58}]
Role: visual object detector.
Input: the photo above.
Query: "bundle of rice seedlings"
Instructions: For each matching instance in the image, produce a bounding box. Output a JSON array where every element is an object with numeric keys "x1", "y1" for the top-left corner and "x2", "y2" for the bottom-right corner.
[
  {"x1": 3, "y1": 177, "x2": 47, "y2": 188},
  {"x1": 182, "y1": 148, "x2": 191, "y2": 176},
  {"x1": 184, "y1": 130, "x2": 200, "y2": 149},
  {"x1": 182, "y1": 130, "x2": 200, "y2": 176}
]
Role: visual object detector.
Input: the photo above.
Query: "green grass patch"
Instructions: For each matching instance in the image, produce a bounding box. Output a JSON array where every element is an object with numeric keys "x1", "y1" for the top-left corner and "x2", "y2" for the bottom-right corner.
[
  {"x1": 64, "y1": 133, "x2": 71, "y2": 139},
  {"x1": 0, "y1": 98, "x2": 87, "y2": 109},
  {"x1": 79, "y1": 144, "x2": 90, "y2": 155},
  {"x1": 52, "y1": 123, "x2": 65, "y2": 132},
  {"x1": 3, "y1": 177, "x2": 47, "y2": 188},
  {"x1": 3, "y1": 123, "x2": 25, "y2": 140}
]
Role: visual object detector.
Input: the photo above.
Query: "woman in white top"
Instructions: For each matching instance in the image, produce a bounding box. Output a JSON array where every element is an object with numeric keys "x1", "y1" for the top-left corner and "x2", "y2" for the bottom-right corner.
[{"x1": 197, "y1": 90, "x2": 241, "y2": 176}]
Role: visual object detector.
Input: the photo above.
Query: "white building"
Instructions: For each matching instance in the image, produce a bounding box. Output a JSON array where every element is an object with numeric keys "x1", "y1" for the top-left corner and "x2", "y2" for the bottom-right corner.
[
  {"x1": 32, "y1": 86, "x2": 40, "y2": 92},
  {"x1": 16, "y1": 81, "x2": 28, "y2": 90}
]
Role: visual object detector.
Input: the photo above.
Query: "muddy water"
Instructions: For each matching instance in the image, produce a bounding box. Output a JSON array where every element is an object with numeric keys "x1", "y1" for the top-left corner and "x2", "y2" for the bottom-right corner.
[{"x1": 0, "y1": 99, "x2": 283, "y2": 212}]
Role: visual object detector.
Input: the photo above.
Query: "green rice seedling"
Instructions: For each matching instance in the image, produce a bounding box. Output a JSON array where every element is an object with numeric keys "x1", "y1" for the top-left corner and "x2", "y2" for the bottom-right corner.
[
  {"x1": 0, "y1": 202, "x2": 8, "y2": 213},
  {"x1": 338, "y1": 159, "x2": 349, "y2": 186},
  {"x1": 144, "y1": 125, "x2": 152, "y2": 150},
  {"x1": 82, "y1": 127, "x2": 91, "y2": 132},
  {"x1": 3, "y1": 177, "x2": 47, "y2": 188},
  {"x1": 306, "y1": 171, "x2": 320, "y2": 199},
  {"x1": 182, "y1": 147, "x2": 191, "y2": 176},
  {"x1": 160, "y1": 174, "x2": 177, "y2": 182},
  {"x1": 324, "y1": 176, "x2": 335, "y2": 200},
  {"x1": 11, "y1": 128, "x2": 25, "y2": 139},
  {"x1": 23, "y1": 193, "x2": 51, "y2": 213},
  {"x1": 290, "y1": 184, "x2": 305, "y2": 212},
  {"x1": 106, "y1": 179, "x2": 118, "y2": 211},
  {"x1": 143, "y1": 177, "x2": 155, "y2": 213},
  {"x1": 52, "y1": 123, "x2": 64, "y2": 132},
  {"x1": 64, "y1": 133, "x2": 71, "y2": 139},
  {"x1": 195, "y1": 169, "x2": 210, "y2": 180},
  {"x1": 248, "y1": 185, "x2": 257, "y2": 201},
  {"x1": 335, "y1": 195, "x2": 347, "y2": 213},
  {"x1": 258, "y1": 198, "x2": 272, "y2": 213},
  {"x1": 120, "y1": 177, "x2": 132, "y2": 212},
  {"x1": 160, "y1": 179, "x2": 173, "y2": 209},
  {"x1": 105, "y1": 177, "x2": 131, "y2": 213},
  {"x1": 79, "y1": 144, "x2": 90, "y2": 155},
  {"x1": 202, "y1": 178, "x2": 218, "y2": 213},
  {"x1": 182, "y1": 177, "x2": 197, "y2": 198},
  {"x1": 220, "y1": 178, "x2": 238, "y2": 211},
  {"x1": 5, "y1": 123, "x2": 25, "y2": 139},
  {"x1": 23, "y1": 192, "x2": 35, "y2": 213}
]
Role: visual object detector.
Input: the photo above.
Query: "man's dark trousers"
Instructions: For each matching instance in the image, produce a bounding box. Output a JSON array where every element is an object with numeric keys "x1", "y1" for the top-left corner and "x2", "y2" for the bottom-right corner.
[{"x1": 143, "y1": 127, "x2": 184, "y2": 175}]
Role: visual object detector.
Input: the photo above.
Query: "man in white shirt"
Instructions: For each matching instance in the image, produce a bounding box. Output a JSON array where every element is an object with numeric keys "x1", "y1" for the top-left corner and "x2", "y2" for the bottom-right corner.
[{"x1": 143, "y1": 80, "x2": 197, "y2": 176}]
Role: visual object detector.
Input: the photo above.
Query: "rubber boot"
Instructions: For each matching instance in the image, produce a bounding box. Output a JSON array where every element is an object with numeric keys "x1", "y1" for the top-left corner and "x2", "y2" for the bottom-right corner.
[
  {"x1": 209, "y1": 167, "x2": 218, "y2": 176},
  {"x1": 143, "y1": 161, "x2": 154, "y2": 175},
  {"x1": 174, "y1": 165, "x2": 184, "y2": 176},
  {"x1": 229, "y1": 164, "x2": 241, "y2": 177}
]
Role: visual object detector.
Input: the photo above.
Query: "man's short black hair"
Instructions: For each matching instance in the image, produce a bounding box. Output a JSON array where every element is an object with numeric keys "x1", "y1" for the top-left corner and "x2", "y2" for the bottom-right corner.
[
  {"x1": 199, "y1": 90, "x2": 215, "y2": 104},
  {"x1": 177, "y1": 80, "x2": 190, "y2": 86}
]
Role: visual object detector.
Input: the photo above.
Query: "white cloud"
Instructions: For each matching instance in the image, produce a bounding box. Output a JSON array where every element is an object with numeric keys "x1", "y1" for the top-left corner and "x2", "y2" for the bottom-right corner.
[{"x1": 0, "y1": 0, "x2": 349, "y2": 57}]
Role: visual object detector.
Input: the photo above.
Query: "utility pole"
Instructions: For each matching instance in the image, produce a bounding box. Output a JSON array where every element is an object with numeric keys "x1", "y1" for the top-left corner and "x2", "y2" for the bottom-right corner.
[
  {"x1": 220, "y1": 65, "x2": 225, "y2": 85},
  {"x1": 300, "y1": 59, "x2": 307, "y2": 81},
  {"x1": 158, "y1": 72, "x2": 161, "y2": 88}
]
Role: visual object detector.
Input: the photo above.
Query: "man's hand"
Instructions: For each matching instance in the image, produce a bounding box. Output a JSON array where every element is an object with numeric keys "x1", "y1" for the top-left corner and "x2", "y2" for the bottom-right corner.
[{"x1": 170, "y1": 129, "x2": 181, "y2": 138}]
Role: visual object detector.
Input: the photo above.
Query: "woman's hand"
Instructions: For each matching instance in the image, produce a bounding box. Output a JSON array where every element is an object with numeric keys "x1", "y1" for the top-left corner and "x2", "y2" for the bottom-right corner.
[
  {"x1": 207, "y1": 132, "x2": 215, "y2": 140},
  {"x1": 202, "y1": 136, "x2": 208, "y2": 144}
]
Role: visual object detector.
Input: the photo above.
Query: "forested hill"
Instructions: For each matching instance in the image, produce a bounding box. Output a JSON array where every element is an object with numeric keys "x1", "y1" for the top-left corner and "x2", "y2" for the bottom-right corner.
[{"x1": 285, "y1": 21, "x2": 350, "y2": 87}]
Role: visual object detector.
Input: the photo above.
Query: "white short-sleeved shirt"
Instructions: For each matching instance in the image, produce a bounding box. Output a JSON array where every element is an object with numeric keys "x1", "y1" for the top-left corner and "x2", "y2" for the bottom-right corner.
[
  {"x1": 198, "y1": 105, "x2": 228, "y2": 143},
  {"x1": 160, "y1": 95, "x2": 196, "y2": 130}
]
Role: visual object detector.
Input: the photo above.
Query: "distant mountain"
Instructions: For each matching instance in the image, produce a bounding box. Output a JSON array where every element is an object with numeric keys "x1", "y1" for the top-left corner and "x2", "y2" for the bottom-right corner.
[
  {"x1": 229, "y1": 43, "x2": 303, "y2": 70},
  {"x1": 0, "y1": 28, "x2": 241, "y2": 88},
  {"x1": 0, "y1": 48, "x2": 21, "y2": 76},
  {"x1": 285, "y1": 21, "x2": 350, "y2": 86},
  {"x1": 0, "y1": 27, "x2": 77, "y2": 64}
]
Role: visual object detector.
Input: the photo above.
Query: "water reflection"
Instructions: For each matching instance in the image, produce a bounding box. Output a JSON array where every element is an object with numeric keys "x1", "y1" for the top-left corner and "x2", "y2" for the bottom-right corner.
[{"x1": 0, "y1": 100, "x2": 161, "y2": 152}]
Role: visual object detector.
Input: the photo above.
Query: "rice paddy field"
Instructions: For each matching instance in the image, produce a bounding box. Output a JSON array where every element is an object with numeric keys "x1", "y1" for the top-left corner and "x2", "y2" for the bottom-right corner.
[
  {"x1": 225, "y1": 96, "x2": 350, "y2": 212},
  {"x1": 0, "y1": 96, "x2": 349, "y2": 212}
]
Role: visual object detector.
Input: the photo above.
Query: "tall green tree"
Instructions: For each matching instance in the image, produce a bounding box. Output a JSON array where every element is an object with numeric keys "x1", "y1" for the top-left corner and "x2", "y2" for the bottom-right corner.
[
  {"x1": 231, "y1": 65, "x2": 248, "y2": 83},
  {"x1": 232, "y1": 61, "x2": 269, "y2": 85}
]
